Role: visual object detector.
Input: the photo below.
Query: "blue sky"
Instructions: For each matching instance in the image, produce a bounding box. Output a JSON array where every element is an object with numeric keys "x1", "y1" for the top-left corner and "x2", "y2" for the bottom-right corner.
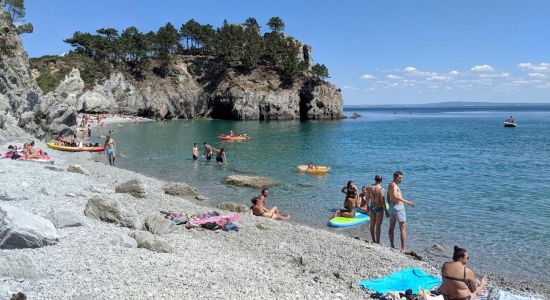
[{"x1": 21, "y1": 0, "x2": 550, "y2": 105}]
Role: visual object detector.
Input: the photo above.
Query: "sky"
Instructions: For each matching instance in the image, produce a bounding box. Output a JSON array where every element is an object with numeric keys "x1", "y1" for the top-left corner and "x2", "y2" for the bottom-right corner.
[{"x1": 20, "y1": 0, "x2": 550, "y2": 105}]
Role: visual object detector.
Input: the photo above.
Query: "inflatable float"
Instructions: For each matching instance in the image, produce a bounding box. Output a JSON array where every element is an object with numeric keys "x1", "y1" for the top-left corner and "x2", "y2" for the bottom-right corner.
[
  {"x1": 297, "y1": 165, "x2": 330, "y2": 174},
  {"x1": 328, "y1": 210, "x2": 370, "y2": 228}
]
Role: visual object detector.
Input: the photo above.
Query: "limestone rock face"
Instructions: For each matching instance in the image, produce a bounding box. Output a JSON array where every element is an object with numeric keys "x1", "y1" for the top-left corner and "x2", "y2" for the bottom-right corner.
[
  {"x1": 33, "y1": 56, "x2": 343, "y2": 125},
  {"x1": 83, "y1": 195, "x2": 141, "y2": 229},
  {"x1": 0, "y1": 204, "x2": 59, "y2": 249},
  {"x1": 163, "y1": 182, "x2": 198, "y2": 197},
  {"x1": 0, "y1": 14, "x2": 44, "y2": 143},
  {"x1": 132, "y1": 230, "x2": 173, "y2": 253},
  {"x1": 224, "y1": 175, "x2": 280, "y2": 188},
  {"x1": 115, "y1": 179, "x2": 146, "y2": 198}
]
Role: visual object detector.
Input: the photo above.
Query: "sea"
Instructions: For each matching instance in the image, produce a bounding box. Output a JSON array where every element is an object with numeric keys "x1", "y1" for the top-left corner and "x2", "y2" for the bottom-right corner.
[{"x1": 95, "y1": 104, "x2": 550, "y2": 284}]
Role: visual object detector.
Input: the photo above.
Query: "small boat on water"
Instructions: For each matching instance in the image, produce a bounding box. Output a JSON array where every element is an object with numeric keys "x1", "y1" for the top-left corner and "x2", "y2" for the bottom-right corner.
[
  {"x1": 47, "y1": 142, "x2": 105, "y2": 152},
  {"x1": 219, "y1": 134, "x2": 250, "y2": 141},
  {"x1": 504, "y1": 121, "x2": 517, "y2": 127}
]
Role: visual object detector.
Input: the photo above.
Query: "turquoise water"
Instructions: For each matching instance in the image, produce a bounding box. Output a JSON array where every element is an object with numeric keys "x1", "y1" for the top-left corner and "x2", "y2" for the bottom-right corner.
[{"x1": 96, "y1": 105, "x2": 550, "y2": 283}]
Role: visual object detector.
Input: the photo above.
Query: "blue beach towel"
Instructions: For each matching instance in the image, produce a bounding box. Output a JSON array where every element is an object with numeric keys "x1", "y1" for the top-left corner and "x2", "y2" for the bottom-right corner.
[{"x1": 358, "y1": 268, "x2": 442, "y2": 294}]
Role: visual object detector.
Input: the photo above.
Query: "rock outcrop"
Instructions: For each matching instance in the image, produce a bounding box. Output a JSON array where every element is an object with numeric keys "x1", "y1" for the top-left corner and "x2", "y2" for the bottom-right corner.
[
  {"x1": 224, "y1": 175, "x2": 280, "y2": 188},
  {"x1": 32, "y1": 56, "x2": 344, "y2": 127},
  {"x1": 131, "y1": 230, "x2": 173, "y2": 253},
  {"x1": 115, "y1": 179, "x2": 146, "y2": 198},
  {"x1": 83, "y1": 195, "x2": 142, "y2": 229},
  {"x1": 0, "y1": 204, "x2": 59, "y2": 249},
  {"x1": 0, "y1": 14, "x2": 44, "y2": 143},
  {"x1": 163, "y1": 182, "x2": 199, "y2": 198}
]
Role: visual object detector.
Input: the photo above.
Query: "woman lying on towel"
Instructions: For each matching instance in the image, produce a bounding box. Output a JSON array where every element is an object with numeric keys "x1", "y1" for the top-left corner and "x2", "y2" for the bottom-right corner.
[{"x1": 440, "y1": 246, "x2": 488, "y2": 300}]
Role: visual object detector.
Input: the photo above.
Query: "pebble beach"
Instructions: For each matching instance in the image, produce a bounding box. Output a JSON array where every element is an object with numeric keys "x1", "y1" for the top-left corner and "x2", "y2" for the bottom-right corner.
[{"x1": 0, "y1": 138, "x2": 548, "y2": 299}]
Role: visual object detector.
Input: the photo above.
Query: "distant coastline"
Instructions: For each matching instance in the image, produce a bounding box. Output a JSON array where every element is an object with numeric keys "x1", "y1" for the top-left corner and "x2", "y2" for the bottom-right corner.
[{"x1": 345, "y1": 101, "x2": 550, "y2": 109}]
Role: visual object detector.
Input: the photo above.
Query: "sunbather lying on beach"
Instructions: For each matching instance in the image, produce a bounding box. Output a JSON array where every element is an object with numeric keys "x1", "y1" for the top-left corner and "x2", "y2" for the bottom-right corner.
[
  {"x1": 440, "y1": 246, "x2": 488, "y2": 300},
  {"x1": 249, "y1": 197, "x2": 291, "y2": 220},
  {"x1": 22, "y1": 142, "x2": 47, "y2": 160}
]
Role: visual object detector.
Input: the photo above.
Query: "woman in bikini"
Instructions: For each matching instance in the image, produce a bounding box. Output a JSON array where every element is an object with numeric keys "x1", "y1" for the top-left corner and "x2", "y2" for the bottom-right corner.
[
  {"x1": 332, "y1": 180, "x2": 359, "y2": 219},
  {"x1": 440, "y1": 246, "x2": 488, "y2": 300},
  {"x1": 365, "y1": 175, "x2": 386, "y2": 243}
]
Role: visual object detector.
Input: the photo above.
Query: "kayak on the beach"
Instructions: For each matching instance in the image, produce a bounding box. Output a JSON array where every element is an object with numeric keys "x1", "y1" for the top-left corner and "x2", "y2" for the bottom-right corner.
[
  {"x1": 328, "y1": 210, "x2": 369, "y2": 227},
  {"x1": 219, "y1": 134, "x2": 250, "y2": 141},
  {"x1": 297, "y1": 165, "x2": 330, "y2": 174},
  {"x1": 47, "y1": 142, "x2": 105, "y2": 152}
]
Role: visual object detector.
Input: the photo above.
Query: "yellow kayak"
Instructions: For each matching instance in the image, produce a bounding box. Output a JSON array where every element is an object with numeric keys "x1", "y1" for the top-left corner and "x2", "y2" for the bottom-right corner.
[
  {"x1": 297, "y1": 165, "x2": 330, "y2": 174},
  {"x1": 47, "y1": 142, "x2": 105, "y2": 152}
]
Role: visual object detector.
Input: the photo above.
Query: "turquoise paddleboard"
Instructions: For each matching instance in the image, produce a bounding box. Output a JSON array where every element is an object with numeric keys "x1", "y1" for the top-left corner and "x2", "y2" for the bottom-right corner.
[{"x1": 328, "y1": 211, "x2": 370, "y2": 228}]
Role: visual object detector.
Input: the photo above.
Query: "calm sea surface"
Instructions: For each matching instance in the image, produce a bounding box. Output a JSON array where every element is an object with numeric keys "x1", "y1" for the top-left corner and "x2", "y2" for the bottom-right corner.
[{"x1": 96, "y1": 105, "x2": 550, "y2": 282}]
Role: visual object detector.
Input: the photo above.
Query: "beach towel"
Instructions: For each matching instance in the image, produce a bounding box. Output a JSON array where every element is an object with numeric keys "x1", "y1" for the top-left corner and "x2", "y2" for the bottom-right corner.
[
  {"x1": 358, "y1": 268, "x2": 442, "y2": 294},
  {"x1": 189, "y1": 212, "x2": 241, "y2": 226}
]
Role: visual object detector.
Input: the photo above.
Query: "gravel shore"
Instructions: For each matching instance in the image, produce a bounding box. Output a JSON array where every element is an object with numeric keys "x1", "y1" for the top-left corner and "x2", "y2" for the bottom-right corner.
[{"x1": 0, "y1": 141, "x2": 547, "y2": 299}]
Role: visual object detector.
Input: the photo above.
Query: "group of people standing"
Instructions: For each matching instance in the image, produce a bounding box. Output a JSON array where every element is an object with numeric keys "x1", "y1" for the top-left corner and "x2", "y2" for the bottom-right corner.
[
  {"x1": 192, "y1": 142, "x2": 226, "y2": 164},
  {"x1": 333, "y1": 171, "x2": 415, "y2": 253}
]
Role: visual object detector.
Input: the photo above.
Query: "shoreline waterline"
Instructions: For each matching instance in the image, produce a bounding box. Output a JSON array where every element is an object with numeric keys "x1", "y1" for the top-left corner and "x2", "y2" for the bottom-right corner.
[
  {"x1": 84, "y1": 107, "x2": 539, "y2": 296},
  {"x1": 0, "y1": 138, "x2": 548, "y2": 298}
]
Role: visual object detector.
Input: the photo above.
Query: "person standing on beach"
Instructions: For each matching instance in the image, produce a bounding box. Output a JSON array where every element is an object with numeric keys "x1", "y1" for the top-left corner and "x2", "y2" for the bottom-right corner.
[
  {"x1": 365, "y1": 175, "x2": 386, "y2": 243},
  {"x1": 104, "y1": 135, "x2": 117, "y2": 166},
  {"x1": 87, "y1": 124, "x2": 92, "y2": 139},
  {"x1": 192, "y1": 143, "x2": 199, "y2": 160},
  {"x1": 387, "y1": 171, "x2": 414, "y2": 252},
  {"x1": 203, "y1": 142, "x2": 213, "y2": 161}
]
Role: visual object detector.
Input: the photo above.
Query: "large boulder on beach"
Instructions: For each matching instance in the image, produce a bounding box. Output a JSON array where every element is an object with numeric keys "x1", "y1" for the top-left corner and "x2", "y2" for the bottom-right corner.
[
  {"x1": 218, "y1": 202, "x2": 248, "y2": 213},
  {"x1": 0, "y1": 204, "x2": 59, "y2": 249},
  {"x1": 163, "y1": 182, "x2": 198, "y2": 197},
  {"x1": 66, "y1": 164, "x2": 89, "y2": 175},
  {"x1": 0, "y1": 253, "x2": 42, "y2": 279},
  {"x1": 144, "y1": 214, "x2": 173, "y2": 235},
  {"x1": 115, "y1": 179, "x2": 146, "y2": 198},
  {"x1": 84, "y1": 195, "x2": 141, "y2": 229},
  {"x1": 47, "y1": 208, "x2": 83, "y2": 229},
  {"x1": 131, "y1": 231, "x2": 173, "y2": 253},
  {"x1": 224, "y1": 175, "x2": 280, "y2": 188},
  {"x1": 110, "y1": 234, "x2": 138, "y2": 248}
]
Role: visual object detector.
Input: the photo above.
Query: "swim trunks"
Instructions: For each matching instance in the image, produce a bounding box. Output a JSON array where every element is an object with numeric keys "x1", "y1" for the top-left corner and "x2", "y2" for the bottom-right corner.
[
  {"x1": 206, "y1": 154, "x2": 212, "y2": 160},
  {"x1": 216, "y1": 156, "x2": 223, "y2": 163},
  {"x1": 193, "y1": 154, "x2": 198, "y2": 160},
  {"x1": 369, "y1": 205, "x2": 383, "y2": 213},
  {"x1": 106, "y1": 148, "x2": 116, "y2": 156},
  {"x1": 389, "y1": 204, "x2": 406, "y2": 222}
]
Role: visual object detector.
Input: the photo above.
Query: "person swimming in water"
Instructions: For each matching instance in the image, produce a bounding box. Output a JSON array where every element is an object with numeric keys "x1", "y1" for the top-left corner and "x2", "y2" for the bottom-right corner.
[
  {"x1": 192, "y1": 143, "x2": 199, "y2": 160},
  {"x1": 213, "y1": 147, "x2": 227, "y2": 164},
  {"x1": 203, "y1": 142, "x2": 213, "y2": 161}
]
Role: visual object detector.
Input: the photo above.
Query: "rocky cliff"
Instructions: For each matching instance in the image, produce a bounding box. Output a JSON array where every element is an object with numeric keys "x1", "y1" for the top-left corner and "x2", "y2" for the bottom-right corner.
[
  {"x1": 34, "y1": 55, "x2": 343, "y2": 126},
  {"x1": 0, "y1": 14, "x2": 44, "y2": 143}
]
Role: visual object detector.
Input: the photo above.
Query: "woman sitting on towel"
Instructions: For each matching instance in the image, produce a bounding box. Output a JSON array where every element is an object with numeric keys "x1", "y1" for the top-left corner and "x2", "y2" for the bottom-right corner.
[{"x1": 440, "y1": 246, "x2": 488, "y2": 300}]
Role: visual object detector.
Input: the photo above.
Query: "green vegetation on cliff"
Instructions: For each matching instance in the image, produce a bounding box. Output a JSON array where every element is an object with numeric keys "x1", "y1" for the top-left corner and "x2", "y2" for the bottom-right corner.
[{"x1": 49, "y1": 17, "x2": 329, "y2": 87}]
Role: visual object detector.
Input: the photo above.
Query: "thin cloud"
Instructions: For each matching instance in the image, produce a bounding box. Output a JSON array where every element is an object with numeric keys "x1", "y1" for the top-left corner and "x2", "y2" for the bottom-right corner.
[
  {"x1": 470, "y1": 65, "x2": 495, "y2": 73},
  {"x1": 361, "y1": 74, "x2": 375, "y2": 80},
  {"x1": 387, "y1": 75, "x2": 402, "y2": 80},
  {"x1": 518, "y1": 62, "x2": 550, "y2": 73}
]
